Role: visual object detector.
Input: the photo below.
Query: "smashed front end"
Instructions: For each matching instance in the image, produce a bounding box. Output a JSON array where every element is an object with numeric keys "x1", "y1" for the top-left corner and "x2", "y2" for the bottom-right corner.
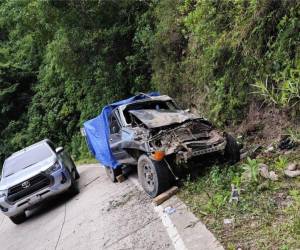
[{"x1": 148, "y1": 119, "x2": 226, "y2": 164}]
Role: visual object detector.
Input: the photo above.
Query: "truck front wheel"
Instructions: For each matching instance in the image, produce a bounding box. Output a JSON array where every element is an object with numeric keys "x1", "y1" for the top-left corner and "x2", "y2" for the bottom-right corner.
[
  {"x1": 9, "y1": 212, "x2": 26, "y2": 224},
  {"x1": 138, "y1": 155, "x2": 172, "y2": 198}
]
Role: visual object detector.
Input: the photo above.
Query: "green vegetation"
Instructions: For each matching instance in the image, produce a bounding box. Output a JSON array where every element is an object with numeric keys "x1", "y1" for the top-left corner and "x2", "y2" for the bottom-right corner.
[
  {"x1": 75, "y1": 157, "x2": 98, "y2": 166},
  {"x1": 0, "y1": 0, "x2": 299, "y2": 163},
  {"x1": 241, "y1": 157, "x2": 260, "y2": 183},
  {"x1": 0, "y1": 0, "x2": 152, "y2": 162},
  {"x1": 179, "y1": 150, "x2": 300, "y2": 249}
]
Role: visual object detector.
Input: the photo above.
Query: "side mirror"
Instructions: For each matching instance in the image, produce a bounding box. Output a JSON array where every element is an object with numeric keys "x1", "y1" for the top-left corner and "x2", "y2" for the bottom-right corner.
[
  {"x1": 55, "y1": 147, "x2": 64, "y2": 154},
  {"x1": 184, "y1": 109, "x2": 190, "y2": 113}
]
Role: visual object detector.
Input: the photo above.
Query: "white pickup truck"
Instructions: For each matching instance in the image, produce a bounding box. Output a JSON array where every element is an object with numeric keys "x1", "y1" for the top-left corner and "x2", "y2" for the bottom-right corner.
[{"x1": 0, "y1": 139, "x2": 80, "y2": 224}]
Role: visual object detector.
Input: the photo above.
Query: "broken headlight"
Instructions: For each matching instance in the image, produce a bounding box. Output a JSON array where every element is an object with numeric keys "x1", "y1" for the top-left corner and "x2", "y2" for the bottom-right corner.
[{"x1": 45, "y1": 162, "x2": 61, "y2": 174}]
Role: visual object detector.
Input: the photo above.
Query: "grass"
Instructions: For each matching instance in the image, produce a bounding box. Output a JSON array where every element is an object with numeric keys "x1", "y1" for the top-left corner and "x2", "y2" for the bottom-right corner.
[
  {"x1": 75, "y1": 157, "x2": 98, "y2": 166},
  {"x1": 179, "y1": 149, "x2": 300, "y2": 249}
]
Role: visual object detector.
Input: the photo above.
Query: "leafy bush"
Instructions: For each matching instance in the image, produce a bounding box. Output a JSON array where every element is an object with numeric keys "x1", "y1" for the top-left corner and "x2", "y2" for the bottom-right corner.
[
  {"x1": 241, "y1": 157, "x2": 260, "y2": 183},
  {"x1": 0, "y1": 0, "x2": 299, "y2": 165},
  {"x1": 273, "y1": 156, "x2": 288, "y2": 171}
]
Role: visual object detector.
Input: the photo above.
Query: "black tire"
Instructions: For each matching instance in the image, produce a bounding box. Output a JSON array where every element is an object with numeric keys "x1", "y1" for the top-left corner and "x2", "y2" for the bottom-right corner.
[
  {"x1": 74, "y1": 167, "x2": 80, "y2": 180},
  {"x1": 105, "y1": 166, "x2": 122, "y2": 183},
  {"x1": 9, "y1": 212, "x2": 26, "y2": 224},
  {"x1": 70, "y1": 158, "x2": 80, "y2": 180},
  {"x1": 68, "y1": 169, "x2": 80, "y2": 196},
  {"x1": 137, "y1": 155, "x2": 172, "y2": 198},
  {"x1": 224, "y1": 133, "x2": 240, "y2": 164}
]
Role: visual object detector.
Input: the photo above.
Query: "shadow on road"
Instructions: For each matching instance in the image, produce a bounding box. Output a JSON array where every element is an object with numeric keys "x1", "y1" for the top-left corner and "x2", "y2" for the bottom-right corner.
[
  {"x1": 26, "y1": 192, "x2": 74, "y2": 220},
  {"x1": 25, "y1": 166, "x2": 98, "y2": 222}
]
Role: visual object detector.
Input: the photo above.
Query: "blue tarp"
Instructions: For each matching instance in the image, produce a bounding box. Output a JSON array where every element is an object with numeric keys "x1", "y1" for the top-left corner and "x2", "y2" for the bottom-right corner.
[{"x1": 83, "y1": 92, "x2": 160, "y2": 169}]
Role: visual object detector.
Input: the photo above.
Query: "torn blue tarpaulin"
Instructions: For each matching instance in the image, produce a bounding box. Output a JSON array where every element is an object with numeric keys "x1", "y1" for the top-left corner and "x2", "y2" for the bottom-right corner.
[{"x1": 83, "y1": 92, "x2": 160, "y2": 169}]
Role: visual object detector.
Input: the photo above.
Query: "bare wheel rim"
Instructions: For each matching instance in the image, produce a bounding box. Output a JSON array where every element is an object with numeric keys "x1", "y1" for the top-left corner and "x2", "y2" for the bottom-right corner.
[{"x1": 143, "y1": 162, "x2": 155, "y2": 193}]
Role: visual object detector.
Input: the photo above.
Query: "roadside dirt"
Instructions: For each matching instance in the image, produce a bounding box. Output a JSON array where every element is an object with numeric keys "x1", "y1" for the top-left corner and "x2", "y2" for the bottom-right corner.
[{"x1": 237, "y1": 102, "x2": 292, "y2": 145}]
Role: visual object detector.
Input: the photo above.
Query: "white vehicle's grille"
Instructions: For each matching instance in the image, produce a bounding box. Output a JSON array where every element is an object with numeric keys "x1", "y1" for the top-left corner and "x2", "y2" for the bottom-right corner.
[{"x1": 7, "y1": 174, "x2": 51, "y2": 203}]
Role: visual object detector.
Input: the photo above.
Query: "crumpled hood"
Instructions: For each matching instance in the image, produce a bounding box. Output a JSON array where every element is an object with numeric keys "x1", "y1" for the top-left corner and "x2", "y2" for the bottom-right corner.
[{"x1": 128, "y1": 109, "x2": 199, "y2": 128}]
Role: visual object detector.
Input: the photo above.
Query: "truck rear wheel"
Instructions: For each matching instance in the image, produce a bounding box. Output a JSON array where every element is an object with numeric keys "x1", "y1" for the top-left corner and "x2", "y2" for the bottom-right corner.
[
  {"x1": 138, "y1": 155, "x2": 172, "y2": 198},
  {"x1": 10, "y1": 212, "x2": 26, "y2": 224},
  {"x1": 105, "y1": 166, "x2": 122, "y2": 183}
]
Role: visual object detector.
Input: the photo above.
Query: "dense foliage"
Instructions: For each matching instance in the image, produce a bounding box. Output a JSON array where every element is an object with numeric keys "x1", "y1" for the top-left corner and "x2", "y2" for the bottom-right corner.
[{"x1": 0, "y1": 0, "x2": 299, "y2": 164}]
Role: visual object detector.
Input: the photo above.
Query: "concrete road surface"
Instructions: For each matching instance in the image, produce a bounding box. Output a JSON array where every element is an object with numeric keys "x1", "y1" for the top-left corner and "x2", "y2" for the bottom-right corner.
[{"x1": 0, "y1": 164, "x2": 223, "y2": 250}]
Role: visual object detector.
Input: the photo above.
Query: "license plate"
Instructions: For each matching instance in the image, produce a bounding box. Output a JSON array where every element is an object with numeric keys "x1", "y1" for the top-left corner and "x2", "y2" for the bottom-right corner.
[{"x1": 29, "y1": 195, "x2": 42, "y2": 205}]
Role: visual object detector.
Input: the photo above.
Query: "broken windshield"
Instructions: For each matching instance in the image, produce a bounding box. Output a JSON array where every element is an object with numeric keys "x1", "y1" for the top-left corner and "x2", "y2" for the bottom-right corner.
[{"x1": 123, "y1": 100, "x2": 180, "y2": 124}]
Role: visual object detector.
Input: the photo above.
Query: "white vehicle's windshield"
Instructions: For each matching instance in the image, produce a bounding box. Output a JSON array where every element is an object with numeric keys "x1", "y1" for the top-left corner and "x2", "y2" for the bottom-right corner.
[{"x1": 3, "y1": 144, "x2": 54, "y2": 178}]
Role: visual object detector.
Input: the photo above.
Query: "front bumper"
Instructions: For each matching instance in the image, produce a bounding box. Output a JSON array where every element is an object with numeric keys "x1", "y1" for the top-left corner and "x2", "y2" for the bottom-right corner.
[
  {"x1": 175, "y1": 140, "x2": 227, "y2": 163},
  {"x1": 0, "y1": 167, "x2": 72, "y2": 217}
]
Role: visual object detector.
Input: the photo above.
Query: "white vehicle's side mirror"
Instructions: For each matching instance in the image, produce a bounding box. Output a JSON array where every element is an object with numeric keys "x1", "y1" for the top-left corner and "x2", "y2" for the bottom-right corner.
[
  {"x1": 184, "y1": 109, "x2": 190, "y2": 113},
  {"x1": 55, "y1": 147, "x2": 64, "y2": 154}
]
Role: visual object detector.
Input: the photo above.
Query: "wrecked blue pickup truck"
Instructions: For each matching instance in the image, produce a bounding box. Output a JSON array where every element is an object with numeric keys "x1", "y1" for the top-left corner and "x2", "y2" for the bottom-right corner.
[{"x1": 84, "y1": 93, "x2": 240, "y2": 197}]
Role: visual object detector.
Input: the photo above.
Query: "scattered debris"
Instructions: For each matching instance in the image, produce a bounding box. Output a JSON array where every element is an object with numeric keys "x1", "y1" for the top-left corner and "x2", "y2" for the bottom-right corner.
[
  {"x1": 197, "y1": 210, "x2": 208, "y2": 216},
  {"x1": 259, "y1": 163, "x2": 278, "y2": 181},
  {"x1": 83, "y1": 176, "x2": 100, "y2": 188},
  {"x1": 284, "y1": 170, "x2": 300, "y2": 177},
  {"x1": 153, "y1": 186, "x2": 178, "y2": 206},
  {"x1": 284, "y1": 162, "x2": 300, "y2": 178},
  {"x1": 240, "y1": 151, "x2": 248, "y2": 160},
  {"x1": 184, "y1": 220, "x2": 200, "y2": 229},
  {"x1": 229, "y1": 184, "x2": 240, "y2": 203},
  {"x1": 264, "y1": 145, "x2": 274, "y2": 153},
  {"x1": 269, "y1": 171, "x2": 278, "y2": 181},
  {"x1": 287, "y1": 162, "x2": 297, "y2": 171},
  {"x1": 163, "y1": 206, "x2": 176, "y2": 215},
  {"x1": 278, "y1": 136, "x2": 298, "y2": 150},
  {"x1": 107, "y1": 192, "x2": 134, "y2": 211},
  {"x1": 223, "y1": 218, "x2": 234, "y2": 225},
  {"x1": 116, "y1": 174, "x2": 126, "y2": 183},
  {"x1": 249, "y1": 145, "x2": 263, "y2": 158},
  {"x1": 259, "y1": 163, "x2": 270, "y2": 179},
  {"x1": 240, "y1": 145, "x2": 262, "y2": 160}
]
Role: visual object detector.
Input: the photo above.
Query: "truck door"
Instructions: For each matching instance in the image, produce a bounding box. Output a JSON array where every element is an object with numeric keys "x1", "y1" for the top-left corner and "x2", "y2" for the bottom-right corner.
[{"x1": 109, "y1": 112, "x2": 131, "y2": 164}]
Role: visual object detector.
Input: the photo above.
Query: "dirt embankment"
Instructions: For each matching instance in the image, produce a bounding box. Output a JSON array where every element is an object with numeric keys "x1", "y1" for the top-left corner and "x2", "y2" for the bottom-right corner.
[{"x1": 235, "y1": 102, "x2": 299, "y2": 146}]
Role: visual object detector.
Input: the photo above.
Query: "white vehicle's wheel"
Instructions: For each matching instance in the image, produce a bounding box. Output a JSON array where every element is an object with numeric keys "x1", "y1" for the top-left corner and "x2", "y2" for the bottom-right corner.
[
  {"x1": 68, "y1": 169, "x2": 80, "y2": 195},
  {"x1": 9, "y1": 212, "x2": 26, "y2": 224}
]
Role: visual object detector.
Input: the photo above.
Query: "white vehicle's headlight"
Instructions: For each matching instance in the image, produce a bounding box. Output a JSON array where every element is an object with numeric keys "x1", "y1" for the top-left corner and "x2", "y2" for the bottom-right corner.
[{"x1": 45, "y1": 162, "x2": 61, "y2": 174}]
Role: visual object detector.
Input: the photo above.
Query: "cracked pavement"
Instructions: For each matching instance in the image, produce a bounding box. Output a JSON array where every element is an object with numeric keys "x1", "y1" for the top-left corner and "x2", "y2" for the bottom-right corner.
[{"x1": 0, "y1": 164, "x2": 174, "y2": 250}]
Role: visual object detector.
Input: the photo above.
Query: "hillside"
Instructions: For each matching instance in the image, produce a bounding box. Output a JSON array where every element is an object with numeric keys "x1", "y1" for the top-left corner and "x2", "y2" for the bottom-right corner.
[
  {"x1": 0, "y1": 0, "x2": 299, "y2": 162},
  {"x1": 0, "y1": 0, "x2": 299, "y2": 248}
]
